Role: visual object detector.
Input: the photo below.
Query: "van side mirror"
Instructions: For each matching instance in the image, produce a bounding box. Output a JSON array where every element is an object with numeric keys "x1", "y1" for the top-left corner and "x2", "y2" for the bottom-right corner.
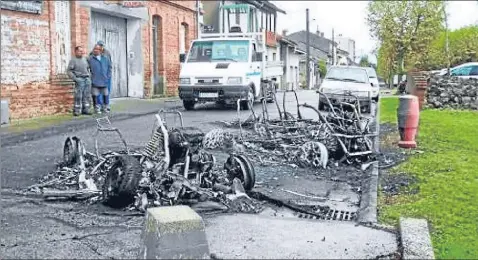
[
  {"x1": 255, "y1": 52, "x2": 263, "y2": 62},
  {"x1": 179, "y1": 53, "x2": 186, "y2": 63},
  {"x1": 370, "y1": 82, "x2": 374, "y2": 87}
]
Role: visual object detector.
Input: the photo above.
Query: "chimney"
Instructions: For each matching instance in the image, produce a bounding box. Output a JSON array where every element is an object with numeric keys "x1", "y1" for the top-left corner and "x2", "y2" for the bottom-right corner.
[
  {"x1": 282, "y1": 29, "x2": 288, "y2": 36},
  {"x1": 321, "y1": 32, "x2": 324, "y2": 37}
]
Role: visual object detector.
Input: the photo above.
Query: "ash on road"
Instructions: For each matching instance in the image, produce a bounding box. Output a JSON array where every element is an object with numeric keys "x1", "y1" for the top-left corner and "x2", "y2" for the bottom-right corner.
[{"x1": 1, "y1": 90, "x2": 399, "y2": 259}]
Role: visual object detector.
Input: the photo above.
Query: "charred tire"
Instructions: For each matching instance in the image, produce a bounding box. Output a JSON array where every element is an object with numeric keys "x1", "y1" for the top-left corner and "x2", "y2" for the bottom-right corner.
[
  {"x1": 235, "y1": 154, "x2": 256, "y2": 189},
  {"x1": 224, "y1": 155, "x2": 255, "y2": 191},
  {"x1": 183, "y1": 100, "x2": 196, "y2": 111},
  {"x1": 102, "y1": 155, "x2": 142, "y2": 208},
  {"x1": 63, "y1": 137, "x2": 79, "y2": 166}
]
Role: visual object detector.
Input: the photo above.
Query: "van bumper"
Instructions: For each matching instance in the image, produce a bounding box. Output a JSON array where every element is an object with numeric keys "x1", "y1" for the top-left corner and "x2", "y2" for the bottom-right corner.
[{"x1": 178, "y1": 85, "x2": 250, "y2": 102}]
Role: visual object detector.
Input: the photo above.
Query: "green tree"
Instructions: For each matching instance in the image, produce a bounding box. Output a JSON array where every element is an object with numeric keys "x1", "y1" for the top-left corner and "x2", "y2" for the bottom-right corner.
[
  {"x1": 428, "y1": 26, "x2": 478, "y2": 69},
  {"x1": 318, "y1": 60, "x2": 327, "y2": 78},
  {"x1": 359, "y1": 55, "x2": 371, "y2": 67},
  {"x1": 367, "y1": 1, "x2": 445, "y2": 75}
]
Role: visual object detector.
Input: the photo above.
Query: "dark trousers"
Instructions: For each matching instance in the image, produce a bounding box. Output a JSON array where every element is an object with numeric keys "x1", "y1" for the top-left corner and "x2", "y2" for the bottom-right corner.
[{"x1": 74, "y1": 77, "x2": 91, "y2": 113}]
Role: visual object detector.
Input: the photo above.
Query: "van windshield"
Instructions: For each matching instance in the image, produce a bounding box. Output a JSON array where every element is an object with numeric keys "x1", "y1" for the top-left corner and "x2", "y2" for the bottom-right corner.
[
  {"x1": 366, "y1": 68, "x2": 377, "y2": 78},
  {"x1": 187, "y1": 40, "x2": 250, "y2": 63},
  {"x1": 325, "y1": 67, "x2": 369, "y2": 83}
]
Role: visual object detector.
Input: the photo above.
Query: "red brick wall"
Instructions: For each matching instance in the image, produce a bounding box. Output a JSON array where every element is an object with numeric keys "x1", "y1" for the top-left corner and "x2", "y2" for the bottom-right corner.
[
  {"x1": 143, "y1": 1, "x2": 197, "y2": 97},
  {"x1": 70, "y1": 2, "x2": 90, "y2": 52},
  {"x1": 1, "y1": 0, "x2": 198, "y2": 119},
  {"x1": 0, "y1": 1, "x2": 75, "y2": 120},
  {"x1": 408, "y1": 70, "x2": 428, "y2": 110}
]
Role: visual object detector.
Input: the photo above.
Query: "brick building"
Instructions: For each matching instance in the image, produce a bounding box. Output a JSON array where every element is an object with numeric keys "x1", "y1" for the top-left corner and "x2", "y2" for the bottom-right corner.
[{"x1": 0, "y1": 0, "x2": 197, "y2": 120}]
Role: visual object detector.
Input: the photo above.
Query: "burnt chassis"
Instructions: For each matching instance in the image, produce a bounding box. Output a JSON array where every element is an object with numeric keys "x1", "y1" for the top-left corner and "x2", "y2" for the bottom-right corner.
[
  {"x1": 235, "y1": 90, "x2": 377, "y2": 163},
  {"x1": 62, "y1": 110, "x2": 256, "y2": 209}
]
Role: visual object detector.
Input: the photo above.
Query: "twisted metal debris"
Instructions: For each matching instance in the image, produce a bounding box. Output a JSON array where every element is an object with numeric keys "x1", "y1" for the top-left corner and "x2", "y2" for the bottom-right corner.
[
  {"x1": 214, "y1": 90, "x2": 377, "y2": 168},
  {"x1": 29, "y1": 111, "x2": 261, "y2": 214}
]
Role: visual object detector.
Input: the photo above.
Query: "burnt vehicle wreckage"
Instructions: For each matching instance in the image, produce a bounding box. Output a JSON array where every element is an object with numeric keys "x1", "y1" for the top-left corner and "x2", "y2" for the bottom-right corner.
[
  {"x1": 29, "y1": 111, "x2": 260, "y2": 213},
  {"x1": 219, "y1": 90, "x2": 377, "y2": 167},
  {"x1": 29, "y1": 90, "x2": 378, "y2": 217}
]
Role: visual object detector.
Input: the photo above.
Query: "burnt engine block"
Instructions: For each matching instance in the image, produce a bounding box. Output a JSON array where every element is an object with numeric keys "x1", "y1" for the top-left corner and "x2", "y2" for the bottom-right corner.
[{"x1": 168, "y1": 127, "x2": 214, "y2": 178}]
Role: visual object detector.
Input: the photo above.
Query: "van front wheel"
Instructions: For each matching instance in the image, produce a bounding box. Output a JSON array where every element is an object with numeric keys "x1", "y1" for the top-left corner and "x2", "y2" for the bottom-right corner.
[{"x1": 183, "y1": 100, "x2": 196, "y2": 110}]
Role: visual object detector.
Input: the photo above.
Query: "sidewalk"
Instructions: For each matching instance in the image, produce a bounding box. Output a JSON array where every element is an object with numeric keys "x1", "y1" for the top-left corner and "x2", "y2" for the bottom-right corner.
[
  {"x1": 0, "y1": 194, "x2": 399, "y2": 259},
  {"x1": 0, "y1": 97, "x2": 180, "y2": 147},
  {"x1": 206, "y1": 213, "x2": 399, "y2": 259}
]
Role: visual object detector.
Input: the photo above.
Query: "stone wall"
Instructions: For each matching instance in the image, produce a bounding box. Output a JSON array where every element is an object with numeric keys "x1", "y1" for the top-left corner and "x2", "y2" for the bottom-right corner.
[{"x1": 427, "y1": 76, "x2": 478, "y2": 110}]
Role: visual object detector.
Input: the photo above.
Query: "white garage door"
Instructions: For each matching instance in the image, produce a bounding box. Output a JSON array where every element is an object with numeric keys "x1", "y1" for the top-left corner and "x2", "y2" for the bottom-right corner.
[{"x1": 90, "y1": 12, "x2": 128, "y2": 98}]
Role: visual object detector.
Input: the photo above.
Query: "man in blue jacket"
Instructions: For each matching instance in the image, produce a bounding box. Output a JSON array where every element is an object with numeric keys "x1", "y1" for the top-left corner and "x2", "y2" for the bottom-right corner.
[
  {"x1": 91, "y1": 40, "x2": 112, "y2": 108},
  {"x1": 88, "y1": 44, "x2": 112, "y2": 114}
]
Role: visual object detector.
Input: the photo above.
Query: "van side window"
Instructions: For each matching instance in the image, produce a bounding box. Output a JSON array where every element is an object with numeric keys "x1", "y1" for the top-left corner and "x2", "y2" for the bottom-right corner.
[{"x1": 252, "y1": 43, "x2": 257, "y2": 62}]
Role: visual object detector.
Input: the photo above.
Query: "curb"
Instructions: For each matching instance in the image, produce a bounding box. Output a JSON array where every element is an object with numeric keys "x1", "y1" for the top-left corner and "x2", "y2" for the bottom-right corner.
[
  {"x1": 357, "y1": 101, "x2": 380, "y2": 224},
  {"x1": 399, "y1": 217, "x2": 435, "y2": 259},
  {"x1": 357, "y1": 162, "x2": 379, "y2": 224},
  {"x1": 0, "y1": 110, "x2": 160, "y2": 148}
]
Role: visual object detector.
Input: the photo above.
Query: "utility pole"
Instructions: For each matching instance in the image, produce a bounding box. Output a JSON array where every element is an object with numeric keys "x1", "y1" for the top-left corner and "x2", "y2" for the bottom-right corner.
[
  {"x1": 196, "y1": 0, "x2": 201, "y2": 38},
  {"x1": 306, "y1": 8, "x2": 310, "y2": 89},
  {"x1": 331, "y1": 28, "x2": 335, "y2": 65},
  {"x1": 444, "y1": 2, "x2": 450, "y2": 75}
]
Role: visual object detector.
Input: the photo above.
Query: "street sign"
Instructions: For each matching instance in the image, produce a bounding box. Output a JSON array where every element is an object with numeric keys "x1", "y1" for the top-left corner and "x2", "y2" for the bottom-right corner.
[
  {"x1": 1, "y1": 0, "x2": 43, "y2": 14},
  {"x1": 104, "y1": 0, "x2": 144, "y2": 8},
  {"x1": 122, "y1": 1, "x2": 144, "y2": 8}
]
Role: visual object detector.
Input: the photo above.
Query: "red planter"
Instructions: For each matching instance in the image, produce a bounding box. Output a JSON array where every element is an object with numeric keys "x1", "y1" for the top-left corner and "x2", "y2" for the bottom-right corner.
[{"x1": 397, "y1": 95, "x2": 420, "y2": 148}]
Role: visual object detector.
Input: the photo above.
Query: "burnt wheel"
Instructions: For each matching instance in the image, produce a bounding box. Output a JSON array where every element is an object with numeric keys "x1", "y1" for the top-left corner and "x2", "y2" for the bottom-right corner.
[
  {"x1": 63, "y1": 137, "x2": 79, "y2": 166},
  {"x1": 235, "y1": 154, "x2": 255, "y2": 188},
  {"x1": 102, "y1": 155, "x2": 142, "y2": 208},
  {"x1": 224, "y1": 154, "x2": 255, "y2": 191}
]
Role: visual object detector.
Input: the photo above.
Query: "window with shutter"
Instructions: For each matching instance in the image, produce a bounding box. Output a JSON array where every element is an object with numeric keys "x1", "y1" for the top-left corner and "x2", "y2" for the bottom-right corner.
[
  {"x1": 54, "y1": 1, "x2": 71, "y2": 74},
  {"x1": 179, "y1": 24, "x2": 187, "y2": 55}
]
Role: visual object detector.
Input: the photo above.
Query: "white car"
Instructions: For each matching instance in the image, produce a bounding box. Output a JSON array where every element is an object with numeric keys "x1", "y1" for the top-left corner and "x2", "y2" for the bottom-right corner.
[
  {"x1": 365, "y1": 67, "x2": 380, "y2": 88},
  {"x1": 439, "y1": 62, "x2": 478, "y2": 79},
  {"x1": 318, "y1": 66, "x2": 379, "y2": 110}
]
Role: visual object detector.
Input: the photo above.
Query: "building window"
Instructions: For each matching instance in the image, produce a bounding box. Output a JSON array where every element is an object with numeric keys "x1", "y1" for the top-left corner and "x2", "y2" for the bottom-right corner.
[
  {"x1": 273, "y1": 53, "x2": 276, "y2": 61},
  {"x1": 179, "y1": 23, "x2": 189, "y2": 55},
  {"x1": 54, "y1": 1, "x2": 71, "y2": 74}
]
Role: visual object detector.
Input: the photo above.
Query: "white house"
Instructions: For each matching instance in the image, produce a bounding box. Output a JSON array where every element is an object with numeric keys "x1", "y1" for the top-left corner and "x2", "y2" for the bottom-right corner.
[{"x1": 278, "y1": 36, "x2": 306, "y2": 90}]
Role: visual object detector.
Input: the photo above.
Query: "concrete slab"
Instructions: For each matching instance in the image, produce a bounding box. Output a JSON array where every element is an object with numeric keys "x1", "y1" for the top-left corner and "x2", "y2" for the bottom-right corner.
[
  {"x1": 139, "y1": 206, "x2": 210, "y2": 259},
  {"x1": 205, "y1": 214, "x2": 398, "y2": 259},
  {"x1": 400, "y1": 217, "x2": 435, "y2": 260}
]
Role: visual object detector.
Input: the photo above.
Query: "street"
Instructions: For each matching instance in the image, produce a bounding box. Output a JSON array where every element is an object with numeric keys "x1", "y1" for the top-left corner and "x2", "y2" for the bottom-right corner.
[{"x1": 1, "y1": 90, "x2": 397, "y2": 259}]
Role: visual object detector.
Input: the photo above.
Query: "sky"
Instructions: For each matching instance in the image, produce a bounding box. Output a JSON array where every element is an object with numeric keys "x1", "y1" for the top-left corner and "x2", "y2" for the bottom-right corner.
[{"x1": 273, "y1": 1, "x2": 478, "y2": 64}]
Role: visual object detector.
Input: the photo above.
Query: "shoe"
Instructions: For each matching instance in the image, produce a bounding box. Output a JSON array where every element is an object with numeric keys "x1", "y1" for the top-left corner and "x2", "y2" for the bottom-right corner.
[
  {"x1": 82, "y1": 111, "x2": 92, "y2": 115},
  {"x1": 73, "y1": 112, "x2": 80, "y2": 117}
]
